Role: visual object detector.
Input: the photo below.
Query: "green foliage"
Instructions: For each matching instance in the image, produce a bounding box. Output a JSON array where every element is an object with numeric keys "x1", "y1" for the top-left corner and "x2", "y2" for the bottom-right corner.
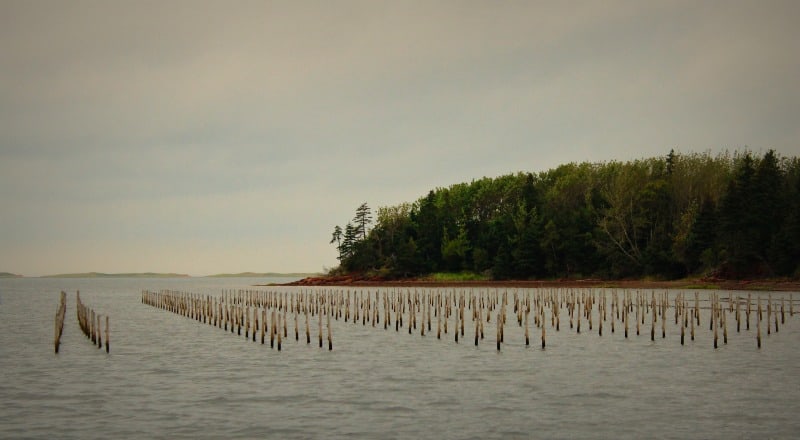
[{"x1": 328, "y1": 150, "x2": 799, "y2": 280}]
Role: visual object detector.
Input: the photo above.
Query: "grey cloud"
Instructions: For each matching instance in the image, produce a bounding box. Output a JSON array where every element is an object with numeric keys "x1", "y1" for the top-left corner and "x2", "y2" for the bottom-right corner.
[{"x1": 1, "y1": 0, "x2": 798, "y2": 275}]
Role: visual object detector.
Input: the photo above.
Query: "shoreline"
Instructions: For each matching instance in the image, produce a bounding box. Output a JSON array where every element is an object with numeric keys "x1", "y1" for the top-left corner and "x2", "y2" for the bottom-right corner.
[{"x1": 272, "y1": 276, "x2": 800, "y2": 291}]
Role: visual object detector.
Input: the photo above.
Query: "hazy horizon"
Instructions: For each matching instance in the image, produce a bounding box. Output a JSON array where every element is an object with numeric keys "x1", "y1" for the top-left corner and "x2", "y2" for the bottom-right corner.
[
  {"x1": 2, "y1": 1, "x2": 799, "y2": 276},
  {"x1": 0, "y1": 271, "x2": 319, "y2": 278}
]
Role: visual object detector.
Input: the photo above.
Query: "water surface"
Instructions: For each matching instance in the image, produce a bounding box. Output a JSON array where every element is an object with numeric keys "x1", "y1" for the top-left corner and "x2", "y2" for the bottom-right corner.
[{"x1": 2, "y1": 278, "x2": 798, "y2": 439}]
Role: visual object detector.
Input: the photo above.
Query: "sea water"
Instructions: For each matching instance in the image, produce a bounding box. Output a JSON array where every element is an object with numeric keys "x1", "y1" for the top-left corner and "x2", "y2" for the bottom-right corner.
[{"x1": 1, "y1": 278, "x2": 799, "y2": 439}]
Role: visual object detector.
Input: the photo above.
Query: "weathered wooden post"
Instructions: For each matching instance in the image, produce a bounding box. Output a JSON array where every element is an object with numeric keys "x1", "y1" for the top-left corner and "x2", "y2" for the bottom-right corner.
[
  {"x1": 454, "y1": 304, "x2": 459, "y2": 343},
  {"x1": 496, "y1": 313, "x2": 501, "y2": 351},
  {"x1": 624, "y1": 302, "x2": 629, "y2": 338},
  {"x1": 598, "y1": 304, "x2": 603, "y2": 337},
  {"x1": 757, "y1": 305, "x2": 762, "y2": 349},
  {"x1": 695, "y1": 292, "x2": 700, "y2": 327},
  {"x1": 736, "y1": 296, "x2": 741, "y2": 333},
  {"x1": 318, "y1": 306, "x2": 323, "y2": 348},
  {"x1": 722, "y1": 309, "x2": 728, "y2": 345},
  {"x1": 305, "y1": 307, "x2": 311, "y2": 344},
  {"x1": 261, "y1": 309, "x2": 266, "y2": 344},
  {"x1": 774, "y1": 299, "x2": 779, "y2": 333},
  {"x1": 766, "y1": 296, "x2": 771, "y2": 335},
  {"x1": 541, "y1": 308, "x2": 546, "y2": 349},
  {"x1": 327, "y1": 308, "x2": 333, "y2": 351},
  {"x1": 270, "y1": 309, "x2": 276, "y2": 348},
  {"x1": 650, "y1": 302, "x2": 655, "y2": 342},
  {"x1": 524, "y1": 307, "x2": 529, "y2": 346},
  {"x1": 437, "y1": 298, "x2": 441, "y2": 340},
  {"x1": 680, "y1": 307, "x2": 685, "y2": 346},
  {"x1": 746, "y1": 293, "x2": 751, "y2": 331},
  {"x1": 277, "y1": 313, "x2": 282, "y2": 351},
  {"x1": 54, "y1": 291, "x2": 66, "y2": 353},
  {"x1": 710, "y1": 293, "x2": 715, "y2": 332}
]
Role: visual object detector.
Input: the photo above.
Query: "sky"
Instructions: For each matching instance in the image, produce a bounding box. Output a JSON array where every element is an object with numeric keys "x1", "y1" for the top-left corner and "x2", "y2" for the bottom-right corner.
[{"x1": 1, "y1": 1, "x2": 799, "y2": 276}]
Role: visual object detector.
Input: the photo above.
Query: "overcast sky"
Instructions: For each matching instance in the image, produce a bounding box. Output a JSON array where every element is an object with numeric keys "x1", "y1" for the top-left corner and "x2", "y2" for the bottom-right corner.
[{"x1": 1, "y1": 1, "x2": 798, "y2": 276}]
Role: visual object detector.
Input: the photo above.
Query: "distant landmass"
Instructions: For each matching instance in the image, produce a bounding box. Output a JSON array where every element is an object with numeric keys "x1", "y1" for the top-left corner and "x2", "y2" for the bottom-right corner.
[
  {"x1": 40, "y1": 272, "x2": 190, "y2": 278},
  {"x1": 0, "y1": 272, "x2": 23, "y2": 278},
  {"x1": 35, "y1": 272, "x2": 317, "y2": 278},
  {"x1": 206, "y1": 272, "x2": 319, "y2": 278}
]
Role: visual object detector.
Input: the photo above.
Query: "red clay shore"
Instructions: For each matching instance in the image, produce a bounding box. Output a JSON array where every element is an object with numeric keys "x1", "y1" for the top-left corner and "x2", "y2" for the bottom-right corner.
[{"x1": 274, "y1": 275, "x2": 800, "y2": 291}]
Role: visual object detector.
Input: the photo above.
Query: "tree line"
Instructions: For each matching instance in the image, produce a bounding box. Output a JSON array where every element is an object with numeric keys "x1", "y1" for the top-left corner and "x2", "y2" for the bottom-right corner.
[{"x1": 330, "y1": 150, "x2": 800, "y2": 280}]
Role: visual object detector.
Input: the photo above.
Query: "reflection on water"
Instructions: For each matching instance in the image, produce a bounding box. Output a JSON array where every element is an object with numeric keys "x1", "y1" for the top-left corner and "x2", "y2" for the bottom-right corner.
[{"x1": 1, "y1": 278, "x2": 799, "y2": 439}]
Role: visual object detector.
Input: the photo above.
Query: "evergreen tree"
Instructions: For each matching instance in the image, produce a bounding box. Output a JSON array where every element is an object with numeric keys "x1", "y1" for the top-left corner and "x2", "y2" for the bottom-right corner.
[
  {"x1": 684, "y1": 199, "x2": 718, "y2": 274},
  {"x1": 769, "y1": 161, "x2": 800, "y2": 276},
  {"x1": 341, "y1": 223, "x2": 357, "y2": 261},
  {"x1": 410, "y1": 191, "x2": 442, "y2": 272},
  {"x1": 353, "y1": 203, "x2": 372, "y2": 240},
  {"x1": 329, "y1": 225, "x2": 343, "y2": 261},
  {"x1": 752, "y1": 150, "x2": 784, "y2": 266},
  {"x1": 717, "y1": 153, "x2": 759, "y2": 276}
]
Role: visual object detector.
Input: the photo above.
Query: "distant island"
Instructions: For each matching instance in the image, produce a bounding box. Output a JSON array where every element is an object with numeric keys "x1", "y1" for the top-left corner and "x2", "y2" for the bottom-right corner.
[
  {"x1": 206, "y1": 272, "x2": 319, "y2": 278},
  {"x1": 33, "y1": 272, "x2": 318, "y2": 278},
  {"x1": 0, "y1": 272, "x2": 23, "y2": 278},
  {"x1": 40, "y1": 272, "x2": 191, "y2": 278}
]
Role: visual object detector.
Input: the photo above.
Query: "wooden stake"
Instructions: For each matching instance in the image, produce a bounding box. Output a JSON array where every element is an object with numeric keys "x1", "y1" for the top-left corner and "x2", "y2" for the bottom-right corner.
[
  {"x1": 757, "y1": 307, "x2": 762, "y2": 349},
  {"x1": 541, "y1": 309, "x2": 546, "y2": 349},
  {"x1": 713, "y1": 307, "x2": 718, "y2": 349},
  {"x1": 277, "y1": 313, "x2": 282, "y2": 351},
  {"x1": 437, "y1": 299, "x2": 441, "y2": 339},
  {"x1": 270, "y1": 309, "x2": 276, "y2": 348},
  {"x1": 723, "y1": 309, "x2": 727, "y2": 345},
  {"x1": 524, "y1": 308, "x2": 529, "y2": 346},
  {"x1": 327, "y1": 309, "x2": 332, "y2": 351},
  {"x1": 496, "y1": 313, "x2": 501, "y2": 351},
  {"x1": 305, "y1": 308, "x2": 310, "y2": 344},
  {"x1": 105, "y1": 316, "x2": 109, "y2": 353},
  {"x1": 318, "y1": 305, "x2": 323, "y2": 348},
  {"x1": 261, "y1": 309, "x2": 266, "y2": 344},
  {"x1": 454, "y1": 305, "x2": 459, "y2": 343},
  {"x1": 767, "y1": 297, "x2": 771, "y2": 335},
  {"x1": 746, "y1": 293, "x2": 751, "y2": 331},
  {"x1": 650, "y1": 303, "x2": 655, "y2": 342},
  {"x1": 775, "y1": 301, "x2": 779, "y2": 333},
  {"x1": 97, "y1": 313, "x2": 102, "y2": 349},
  {"x1": 680, "y1": 309, "x2": 685, "y2": 345},
  {"x1": 475, "y1": 315, "x2": 480, "y2": 346}
]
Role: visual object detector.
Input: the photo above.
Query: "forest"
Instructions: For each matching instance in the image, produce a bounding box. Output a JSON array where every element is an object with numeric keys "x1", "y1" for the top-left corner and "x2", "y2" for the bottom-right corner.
[{"x1": 329, "y1": 150, "x2": 800, "y2": 280}]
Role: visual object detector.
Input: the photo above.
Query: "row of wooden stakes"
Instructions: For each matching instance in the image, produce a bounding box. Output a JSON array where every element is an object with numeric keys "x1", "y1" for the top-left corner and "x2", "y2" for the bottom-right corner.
[
  {"x1": 141, "y1": 290, "x2": 333, "y2": 350},
  {"x1": 142, "y1": 287, "x2": 795, "y2": 351},
  {"x1": 76, "y1": 291, "x2": 110, "y2": 353}
]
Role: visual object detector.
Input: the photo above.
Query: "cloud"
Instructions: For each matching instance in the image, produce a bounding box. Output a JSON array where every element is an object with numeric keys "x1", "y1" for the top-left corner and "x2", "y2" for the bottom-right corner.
[{"x1": 1, "y1": 0, "x2": 799, "y2": 275}]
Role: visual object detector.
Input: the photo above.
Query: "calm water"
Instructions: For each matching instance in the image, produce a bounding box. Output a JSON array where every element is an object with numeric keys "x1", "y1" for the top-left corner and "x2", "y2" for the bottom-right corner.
[{"x1": 1, "y1": 278, "x2": 799, "y2": 439}]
